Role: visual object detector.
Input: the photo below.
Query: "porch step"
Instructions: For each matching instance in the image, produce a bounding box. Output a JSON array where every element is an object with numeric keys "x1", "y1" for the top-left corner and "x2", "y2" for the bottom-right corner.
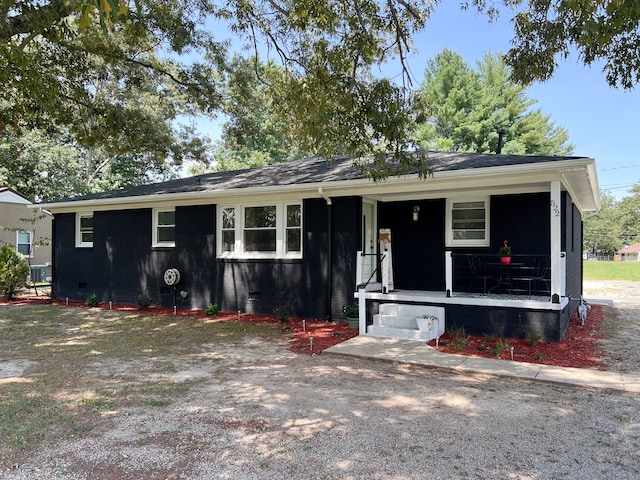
[
  {"x1": 374, "y1": 314, "x2": 419, "y2": 329},
  {"x1": 368, "y1": 303, "x2": 446, "y2": 341},
  {"x1": 367, "y1": 324, "x2": 432, "y2": 341}
]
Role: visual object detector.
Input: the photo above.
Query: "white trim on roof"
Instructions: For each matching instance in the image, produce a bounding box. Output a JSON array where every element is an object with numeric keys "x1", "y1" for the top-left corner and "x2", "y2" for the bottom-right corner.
[
  {"x1": 31, "y1": 157, "x2": 599, "y2": 215},
  {"x1": 0, "y1": 188, "x2": 31, "y2": 205}
]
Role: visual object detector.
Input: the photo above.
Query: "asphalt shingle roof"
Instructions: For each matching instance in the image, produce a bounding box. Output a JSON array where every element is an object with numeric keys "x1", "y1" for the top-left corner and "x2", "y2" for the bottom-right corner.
[{"x1": 45, "y1": 151, "x2": 589, "y2": 204}]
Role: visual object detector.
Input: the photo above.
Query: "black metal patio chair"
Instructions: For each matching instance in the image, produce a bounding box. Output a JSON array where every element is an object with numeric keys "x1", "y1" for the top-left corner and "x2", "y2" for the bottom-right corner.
[
  {"x1": 511, "y1": 257, "x2": 550, "y2": 296},
  {"x1": 468, "y1": 255, "x2": 498, "y2": 294}
]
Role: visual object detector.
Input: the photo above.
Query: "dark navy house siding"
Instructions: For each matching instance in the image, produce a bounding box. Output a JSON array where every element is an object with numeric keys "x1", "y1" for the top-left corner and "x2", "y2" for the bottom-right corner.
[
  {"x1": 53, "y1": 190, "x2": 580, "y2": 340},
  {"x1": 53, "y1": 198, "x2": 360, "y2": 321}
]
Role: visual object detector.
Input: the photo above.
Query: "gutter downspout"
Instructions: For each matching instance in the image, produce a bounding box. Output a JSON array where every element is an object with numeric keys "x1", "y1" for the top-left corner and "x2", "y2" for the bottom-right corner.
[{"x1": 318, "y1": 188, "x2": 332, "y2": 321}]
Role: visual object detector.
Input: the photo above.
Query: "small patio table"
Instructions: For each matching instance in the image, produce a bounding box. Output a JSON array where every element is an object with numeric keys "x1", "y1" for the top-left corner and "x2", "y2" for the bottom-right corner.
[{"x1": 486, "y1": 262, "x2": 531, "y2": 294}]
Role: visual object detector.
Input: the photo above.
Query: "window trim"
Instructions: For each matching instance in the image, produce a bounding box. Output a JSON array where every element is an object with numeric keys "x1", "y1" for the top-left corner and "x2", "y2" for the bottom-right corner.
[
  {"x1": 16, "y1": 230, "x2": 32, "y2": 257},
  {"x1": 76, "y1": 212, "x2": 94, "y2": 248},
  {"x1": 152, "y1": 208, "x2": 176, "y2": 248},
  {"x1": 285, "y1": 203, "x2": 302, "y2": 254},
  {"x1": 220, "y1": 206, "x2": 237, "y2": 254},
  {"x1": 217, "y1": 202, "x2": 303, "y2": 259},
  {"x1": 445, "y1": 197, "x2": 490, "y2": 247}
]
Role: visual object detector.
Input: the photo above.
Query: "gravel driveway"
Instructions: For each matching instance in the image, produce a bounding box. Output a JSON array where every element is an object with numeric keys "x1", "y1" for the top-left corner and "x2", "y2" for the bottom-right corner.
[
  {"x1": 3, "y1": 282, "x2": 640, "y2": 480},
  {"x1": 584, "y1": 280, "x2": 640, "y2": 374}
]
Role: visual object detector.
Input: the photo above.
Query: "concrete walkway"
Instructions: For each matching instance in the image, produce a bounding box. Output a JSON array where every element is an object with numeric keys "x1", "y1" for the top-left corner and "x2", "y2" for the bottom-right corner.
[{"x1": 324, "y1": 335, "x2": 640, "y2": 394}]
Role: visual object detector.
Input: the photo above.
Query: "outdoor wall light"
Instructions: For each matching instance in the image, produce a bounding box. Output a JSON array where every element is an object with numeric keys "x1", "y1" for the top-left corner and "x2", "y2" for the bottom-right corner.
[{"x1": 412, "y1": 206, "x2": 420, "y2": 222}]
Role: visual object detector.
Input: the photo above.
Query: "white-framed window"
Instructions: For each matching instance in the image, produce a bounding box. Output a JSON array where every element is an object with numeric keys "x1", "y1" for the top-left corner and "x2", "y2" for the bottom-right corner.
[
  {"x1": 221, "y1": 207, "x2": 236, "y2": 253},
  {"x1": 285, "y1": 204, "x2": 302, "y2": 253},
  {"x1": 16, "y1": 231, "x2": 32, "y2": 257},
  {"x1": 217, "y1": 202, "x2": 303, "y2": 258},
  {"x1": 76, "y1": 212, "x2": 94, "y2": 247},
  {"x1": 153, "y1": 208, "x2": 175, "y2": 247},
  {"x1": 446, "y1": 197, "x2": 490, "y2": 247}
]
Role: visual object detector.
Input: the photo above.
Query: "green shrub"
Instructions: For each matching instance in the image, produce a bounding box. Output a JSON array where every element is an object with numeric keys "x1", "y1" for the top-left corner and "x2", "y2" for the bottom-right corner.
[
  {"x1": 343, "y1": 303, "x2": 359, "y2": 318},
  {"x1": 526, "y1": 330, "x2": 542, "y2": 347},
  {"x1": 86, "y1": 293, "x2": 99, "y2": 307},
  {"x1": 447, "y1": 325, "x2": 466, "y2": 339},
  {"x1": 136, "y1": 293, "x2": 153, "y2": 310},
  {"x1": 205, "y1": 303, "x2": 219, "y2": 316},
  {"x1": 274, "y1": 300, "x2": 295, "y2": 323},
  {"x1": 490, "y1": 338, "x2": 511, "y2": 357},
  {"x1": 0, "y1": 244, "x2": 30, "y2": 300}
]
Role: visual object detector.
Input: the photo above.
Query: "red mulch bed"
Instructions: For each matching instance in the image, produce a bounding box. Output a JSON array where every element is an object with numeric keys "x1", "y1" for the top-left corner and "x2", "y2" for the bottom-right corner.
[
  {"x1": 1, "y1": 296, "x2": 605, "y2": 367},
  {"x1": 427, "y1": 305, "x2": 606, "y2": 370}
]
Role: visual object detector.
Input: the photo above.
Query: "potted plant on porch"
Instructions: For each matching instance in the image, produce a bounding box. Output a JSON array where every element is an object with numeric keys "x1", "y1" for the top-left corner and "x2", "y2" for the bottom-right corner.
[
  {"x1": 498, "y1": 240, "x2": 512, "y2": 264},
  {"x1": 343, "y1": 303, "x2": 359, "y2": 329}
]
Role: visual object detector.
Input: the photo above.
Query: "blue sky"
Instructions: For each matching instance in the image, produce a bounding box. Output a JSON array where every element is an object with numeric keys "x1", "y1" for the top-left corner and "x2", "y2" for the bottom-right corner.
[
  {"x1": 402, "y1": 5, "x2": 640, "y2": 200},
  {"x1": 199, "y1": 4, "x2": 640, "y2": 200}
]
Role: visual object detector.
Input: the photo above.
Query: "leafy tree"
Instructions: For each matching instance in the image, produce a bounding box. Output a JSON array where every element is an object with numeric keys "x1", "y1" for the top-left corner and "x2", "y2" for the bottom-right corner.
[
  {"x1": 583, "y1": 192, "x2": 621, "y2": 256},
  {"x1": 1, "y1": 0, "x2": 432, "y2": 180},
  {"x1": 0, "y1": 244, "x2": 30, "y2": 300},
  {"x1": 0, "y1": 127, "x2": 86, "y2": 201},
  {"x1": 0, "y1": 124, "x2": 180, "y2": 201},
  {"x1": 480, "y1": 0, "x2": 640, "y2": 89},
  {"x1": 414, "y1": 50, "x2": 574, "y2": 155},
  {"x1": 206, "y1": 57, "x2": 310, "y2": 173},
  {"x1": 1, "y1": 1, "x2": 219, "y2": 184},
  {"x1": 615, "y1": 184, "x2": 640, "y2": 245},
  {"x1": 4, "y1": 0, "x2": 639, "y2": 183}
]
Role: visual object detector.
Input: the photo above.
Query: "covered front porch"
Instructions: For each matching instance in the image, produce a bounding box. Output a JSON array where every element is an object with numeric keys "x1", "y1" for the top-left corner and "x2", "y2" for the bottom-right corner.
[{"x1": 353, "y1": 249, "x2": 574, "y2": 342}]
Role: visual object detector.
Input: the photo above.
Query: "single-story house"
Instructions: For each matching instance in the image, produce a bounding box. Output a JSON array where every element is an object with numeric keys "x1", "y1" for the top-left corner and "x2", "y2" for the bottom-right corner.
[
  {"x1": 34, "y1": 152, "x2": 600, "y2": 341},
  {"x1": 618, "y1": 243, "x2": 640, "y2": 261},
  {"x1": 0, "y1": 187, "x2": 53, "y2": 282}
]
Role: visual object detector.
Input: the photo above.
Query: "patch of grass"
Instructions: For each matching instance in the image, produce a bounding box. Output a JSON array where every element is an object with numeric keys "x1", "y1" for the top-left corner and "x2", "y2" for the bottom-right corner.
[
  {"x1": 526, "y1": 330, "x2": 542, "y2": 347},
  {"x1": 534, "y1": 352, "x2": 546, "y2": 361},
  {"x1": 583, "y1": 261, "x2": 640, "y2": 281},
  {"x1": 453, "y1": 337, "x2": 469, "y2": 351},
  {"x1": 0, "y1": 304, "x2": 282, "y2": 468},
  {"x1": 0, "y1": 389, "x2": 76, "y2": 450},
  {"x1": 447, "y1": 325, "x2": 466, "y2": 339},
  {"x1": 490, "y1": 338, "x2": 511, "y2": 357}
]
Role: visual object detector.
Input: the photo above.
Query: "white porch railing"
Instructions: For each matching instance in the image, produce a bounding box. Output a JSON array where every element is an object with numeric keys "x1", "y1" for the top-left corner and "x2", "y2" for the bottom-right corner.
[
  {"x1": 356, "y1": 250, "x2": 563, "y2": 336},
  {"x1": 355, "y1": 250, "x2": 389, "y2": 335},
  {"x1": 355, "y1": 250, "x2": 389, "y2": 293}
]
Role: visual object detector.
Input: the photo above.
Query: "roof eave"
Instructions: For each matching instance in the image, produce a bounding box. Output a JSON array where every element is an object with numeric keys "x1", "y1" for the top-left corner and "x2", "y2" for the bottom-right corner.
[{"x1": 34, "y1": 156, "x2": 599, "y2": 214}]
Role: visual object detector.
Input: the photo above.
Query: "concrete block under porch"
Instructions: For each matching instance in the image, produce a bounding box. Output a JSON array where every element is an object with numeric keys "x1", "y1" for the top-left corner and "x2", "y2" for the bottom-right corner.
[{"x1": 358, "y1": 290, "x2": 572, "y2": 342}]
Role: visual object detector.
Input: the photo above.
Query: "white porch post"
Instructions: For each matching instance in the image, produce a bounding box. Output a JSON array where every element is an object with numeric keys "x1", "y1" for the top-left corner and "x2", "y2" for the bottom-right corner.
[
  {"x1": 355, "y1": 251, "x2": 363, "y2": 288},
  {"x1": 381, "y1": 252, "x2": 389, "y2": 294},
  {"x1": 445, "y1": 251, "x2": 453, "y2": 297},
  {"x1": 550, "y1": 181, "x2": 562, "y2": 302},
  {"x1": 358, "y1": 286, "x2": 366, "y2": 335}
]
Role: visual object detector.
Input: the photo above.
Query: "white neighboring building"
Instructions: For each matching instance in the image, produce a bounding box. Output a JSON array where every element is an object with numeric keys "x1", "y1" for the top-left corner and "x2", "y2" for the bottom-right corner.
[{"x1": 0, "y1": 187, "x2": 52, "y2": 281}]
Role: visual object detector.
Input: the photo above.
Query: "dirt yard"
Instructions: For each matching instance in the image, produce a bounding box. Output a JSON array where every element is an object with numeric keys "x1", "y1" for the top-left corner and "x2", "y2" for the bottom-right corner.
[
  {"x1": 584, "y1": 280, "x2": 640, "y2": 374},
  {"x1": 0, "y1": 282, "x2": 638, "y2": 479}
]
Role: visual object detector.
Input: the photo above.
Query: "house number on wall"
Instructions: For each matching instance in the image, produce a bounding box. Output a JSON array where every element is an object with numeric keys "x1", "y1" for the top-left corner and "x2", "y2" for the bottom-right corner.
[{"x1": 550, "y1": 200, "x2": 560, "y2": 217}]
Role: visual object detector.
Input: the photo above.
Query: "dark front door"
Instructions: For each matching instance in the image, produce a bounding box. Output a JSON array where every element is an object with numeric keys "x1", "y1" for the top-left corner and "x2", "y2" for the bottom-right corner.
[{"x1": 378, "y1": 199, "x2": 446, "y2": 290}]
